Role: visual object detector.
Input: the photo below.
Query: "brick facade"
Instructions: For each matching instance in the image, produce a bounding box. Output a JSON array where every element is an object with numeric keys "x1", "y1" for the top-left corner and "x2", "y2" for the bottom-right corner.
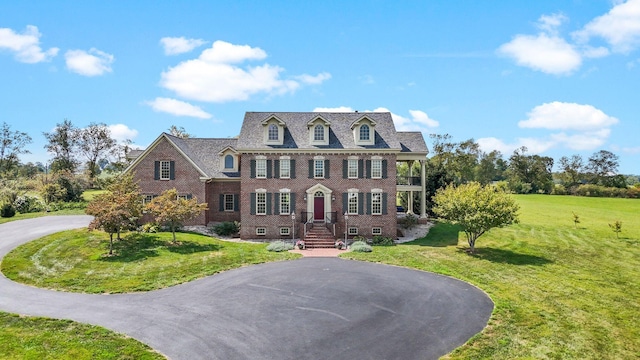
[{"x1": 206, "y1": 181, "x2": 241, "y2": 223}]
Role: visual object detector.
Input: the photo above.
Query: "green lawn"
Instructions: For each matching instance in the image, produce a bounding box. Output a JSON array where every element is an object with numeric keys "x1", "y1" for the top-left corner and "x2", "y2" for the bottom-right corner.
[
  {"x1": 2, "y1": 230, "x2": 300, "y2": 293},
  {"x1": 343, "y1": 194, "x2": 640, "y2": 359},
  {"x1": 0, "y1": 312, "x2": 163, "y2": 360}
]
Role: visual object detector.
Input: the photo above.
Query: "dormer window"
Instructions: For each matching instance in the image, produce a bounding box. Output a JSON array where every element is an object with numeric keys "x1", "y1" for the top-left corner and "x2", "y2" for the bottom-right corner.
[
  {"x1": 218, "y1": 146, "x2": 238, "y2": 172},
  {"x1": 359, "y1": 124, "x2": 370, "y2": 141},
  {"x1": 314, "y1": 124, "x2": 324, "y2": 141},
  {"x1": 224, "y1": 155, "x2": 234, "y2": 169},
  {"x1": 268, "y1": 124, "x2": 278, "y2": 141}
]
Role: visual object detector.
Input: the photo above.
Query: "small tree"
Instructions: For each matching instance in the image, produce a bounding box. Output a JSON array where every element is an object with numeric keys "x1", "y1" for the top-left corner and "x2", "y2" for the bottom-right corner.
[
  {"x1": 608, "y1": 220, "x2": 622, "y2": 239},
  {"x1": 572, "y1": 212, "x2": 580, "y2": 228},
  {"x1": 146, "y1": 188, "x2": 208, "y2": 243},
  {"x1": 85, "y1": 174, "x2": 143, "y2": 254},
  {"x1": 433, "y1": 182, "x2": 520, "y2": 253}
]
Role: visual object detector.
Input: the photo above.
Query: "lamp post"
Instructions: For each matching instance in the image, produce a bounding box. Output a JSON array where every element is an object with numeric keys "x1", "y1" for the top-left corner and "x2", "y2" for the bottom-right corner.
[
  {"x1": 344, "y1": 211, "x2": 348, "y2": 245},
  {"x1": 291, "y1": 212, "x2": 296, "y2": 244}
]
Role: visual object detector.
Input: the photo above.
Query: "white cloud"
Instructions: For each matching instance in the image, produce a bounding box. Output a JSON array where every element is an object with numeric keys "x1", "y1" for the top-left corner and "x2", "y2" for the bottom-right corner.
[
  {"x1": 581, "y1": 46, "x2": 610, "y2": 58},
  {"x1": 145, "y1": 97, "x2": 212, "y2": 119},
  {"x1": 621, "y1": 146, "x2": 640, "y2": 154},
  {"x1": 537, "y1": 13, "x2": 568, "y2": 35},
  {"x1": 295, "y1": 72, "x2": 332, "y2": 84},
  {"x1": 65, "y1": 48, "x2": 114, "y2": 76},
  {"x1": 408, "y1": 110, "x2": 439, "y2": 128},
  {"x1": 160, "y1": 40, "x2": 329, "y2": 103},
  {"x1": 0, "y1": 25, "x2": 58, "y2": 63},
  {"x1": 313, "y1": 106, "x2": 439, "y2": 131},
  {"x1": 518, "y1": 101, "x2": 618, "y2": 131},
  {"x1": 477, "y1": 137, "x2": 556, "y2": 155},
  {"x1": 160, "y1": 36, "x2": 207, "y2": 55},
  {"x1": 573, "y1": 0, "x2": 640, "y2": 53},
  {"x1": 108, "y1": 124, "x2": 139, "y2": 142},
  {"x1": 550, "y1": 129, "x2": 611, "y2": 150},
  {"x1": 498, "y1": 33, "x2": 582, "y2": 75}
]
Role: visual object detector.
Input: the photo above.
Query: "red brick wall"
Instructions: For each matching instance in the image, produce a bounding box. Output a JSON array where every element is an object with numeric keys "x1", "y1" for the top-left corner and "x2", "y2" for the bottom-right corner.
[
  {"x1": 130, "y1": 137, "x2": 208, "y2": 225},
  {"x1": 206, "y1": 181, "x2": 241, "y2": 223},
  {"x1": 239, "y1": 153, "x2": 397, "y2": 240}
]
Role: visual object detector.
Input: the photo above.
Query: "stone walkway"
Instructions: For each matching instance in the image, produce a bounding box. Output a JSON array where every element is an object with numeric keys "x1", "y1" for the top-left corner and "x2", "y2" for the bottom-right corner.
[{"x1": 289, "y1": 247, "x2": 348, "y2": 257}]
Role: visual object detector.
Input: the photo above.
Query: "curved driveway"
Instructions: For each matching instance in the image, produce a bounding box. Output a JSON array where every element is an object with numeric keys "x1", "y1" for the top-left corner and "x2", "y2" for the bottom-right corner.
[{"x1": 0, "y1": 216, "x2": 493, "y2": 360}]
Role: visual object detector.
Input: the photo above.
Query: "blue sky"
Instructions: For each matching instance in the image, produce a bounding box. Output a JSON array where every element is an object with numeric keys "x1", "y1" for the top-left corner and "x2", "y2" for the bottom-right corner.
[{"x1": 1, "y1": 0, "x2": 639, "y2": 174}]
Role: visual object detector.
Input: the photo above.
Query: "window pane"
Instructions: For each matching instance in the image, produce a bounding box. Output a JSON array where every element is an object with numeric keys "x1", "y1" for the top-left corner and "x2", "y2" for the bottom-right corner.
[
  {"x1": 280, "y1": 159, "x2": 290, "y2": 178},
  {"x1": 348, "y1": 159, "x2": 358, "y2": 178},
  {"x1": 160, "y1": 161, "x2": 170, "y2": 180},
  {"x1": 314, "y1": 124, "x2": 324, "y2": 141},
  {"x1": 268, "y1": 124, "x2": 278, "y2": 140},
  {"x1": 224, "y1": 194, "x2": 234, "y2": 211},
  {"x1": 256, "y1": 193, "x2": 266, "y2": 215},
  {"x1": 224, "y1": 155, "x2": 234, "y2": 169},
  {"x1": 348, "y1": 192, "x2": 358, "y2": 214},
  {"x1": 371, "y1": 159, "x2": 382, "y2": 178},
  {"x1": 372, "y1": 193, "x2": 382, "y2": 215},
  {"x1": 314, "y1": 159, "x2": 324, "y2": 178},
  {"x1": 280, "y1": 192, "x2": 290, "y2": 214},
  {"x1": 359, "y1": 125, "x2": 369, "y2": 141},
  {"x1": 256, "y1": 159, "x2": 267, "y2": 178}
]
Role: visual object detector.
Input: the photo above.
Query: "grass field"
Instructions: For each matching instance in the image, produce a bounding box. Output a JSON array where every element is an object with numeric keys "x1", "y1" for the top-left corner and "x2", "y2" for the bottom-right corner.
[
  {"x1": 2, "y1": 230, "x2": 300, "y2": 293},
  {"x1": 344, "y1": 194, "x2": 640, "y2": 359}
]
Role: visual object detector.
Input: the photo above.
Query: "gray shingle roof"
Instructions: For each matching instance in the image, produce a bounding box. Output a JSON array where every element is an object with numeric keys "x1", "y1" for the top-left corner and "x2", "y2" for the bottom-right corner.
[
  {"x1": 397, "y1": 132, "x2": 429, "y2": 154},
  {"x1": 237, "y1": 112, "x2": 403, "y2": 150},
  {"x1": 165, "y1": 134, "x2": 240, "y2": 178}
]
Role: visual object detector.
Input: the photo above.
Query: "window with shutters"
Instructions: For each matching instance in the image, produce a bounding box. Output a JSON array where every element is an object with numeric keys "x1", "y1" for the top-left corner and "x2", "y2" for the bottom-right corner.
[
  {"x1": 348, "y1": 192, "x2": 358, "y2": 215},
  {"x1": 371, "y1": 192, "x2": 382, "y2": 215},
  {"x1": 279, "y1": 192, "x2": 290, "y2": 215},
  {"x1": 348, "y1": 159, "x2": 358, "y2": 178},
  {"x1": 280, "y1": 159, "x2": 290, "y2": 178},
  {"x1": 314, "y1": 159, "x2": 324, "y2": 178},
  {"x1": 160, "y1": 160, "x2": 170, "y2": 180},
  {"x1": 224, "y1": 194, "x2": 234, "y2": 211},
  {"x1": 256, "y1": 159, "x2": 267, "y2": 178},
  {"x1": 371, "y1": 159, "x2": 382, "y2": 179},
  {"x1": 256, "y1": 193, "x2": 266, "y2": 215}
]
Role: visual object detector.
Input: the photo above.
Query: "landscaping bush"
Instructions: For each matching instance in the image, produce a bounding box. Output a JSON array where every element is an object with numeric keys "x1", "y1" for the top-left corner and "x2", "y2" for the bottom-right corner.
[
  {"x1": 49, "y1": 201, "x2": 88, "y2": 211},
  {"x1": 141, "y1": 222, "x2": 160, "y2": 233},
  {"x1": 266, "y1": 241, "x2": 294, "y2": 252},
  {"x1": 371, "y1": 235, "x2": 395, "y2": 246},
  {"x1": 212, "y1": 221, "x2": 240, "y2": 236},
  {"x1": 551, "y1": 184, "x2": 568, "y2": 195},
  {"x1": 350, "y1": 241, "x2": 372, "y2": 252},
  {"x1": 0, "y1": 203, "x2": 17, "y2": 218},
  {"x1": 13, "y1": 195, "x2": 45, "y2": 213},
  {"x1": 572, "y1": 184, "x2": 632, "y2": 198},
  {"x1": 401, "y1": 213, "x2": 417, "y2": 230}
]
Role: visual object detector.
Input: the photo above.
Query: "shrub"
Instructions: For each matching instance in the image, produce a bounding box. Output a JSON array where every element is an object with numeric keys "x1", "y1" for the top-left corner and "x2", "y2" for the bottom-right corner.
[
  {"x1": 141, "y1": 222, "x2": 160, "y2": 233},
  {"x1": 350, "y1": 241, "x2": 372, "y2": 252},
  {"x1": 212, "y1": 221, "x2": 240, "y2": 236},
  {"x1": 0, "y1": 203, "x2": 16, "y2": 218},
  {"x1": 49, "y1": 201, "x2": 88, "y2": 211},
  {"x1": 551, "y1": 184, "x2": 568, "y2": 195},
  {"x1": 13, "y1": 195, "x2": 45, "y2": 213},
  {"x1": 371, "y1": 235, "x2": 395, "y2": 246},
  {"x1": 352, "y1": 235, "x2": 370, "y2": 245},
  {"x1": 266, "y1": 241, "x2": 294, "y2": 252},
  {"x1": 401, "y1": 213, "x2": 417, "y2": 230}
]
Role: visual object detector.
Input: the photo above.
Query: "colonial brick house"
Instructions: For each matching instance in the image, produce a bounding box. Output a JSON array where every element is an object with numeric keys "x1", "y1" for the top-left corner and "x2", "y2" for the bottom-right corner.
[{"x1": 125, "y1": 112, "x2": 428, "y2": 246}]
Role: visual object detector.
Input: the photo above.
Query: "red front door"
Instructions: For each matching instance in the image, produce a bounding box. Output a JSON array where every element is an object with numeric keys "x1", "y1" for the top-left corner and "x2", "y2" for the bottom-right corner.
[{"x1": 314, "y1": 196, "x2": 324, "y2": 221}]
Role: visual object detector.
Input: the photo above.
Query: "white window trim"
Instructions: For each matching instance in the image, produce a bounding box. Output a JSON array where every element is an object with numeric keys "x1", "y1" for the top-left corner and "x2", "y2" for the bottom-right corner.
[
  {"x1": 256, "y1": 158, "x2": 267, "y2": 179},
  {"x1": 279, "y1": 192, "x2": 290, "y2": 215},
  {"x1": 371, "y1": 191, "x2": 382, "y2": 215},
  {"x1": 256, "y1": 192, "x2": 267, "y2": 215},
  {"x1": 160, "y1": 160, "x2": 170, "y2": 180},
  {"x1": 314, "y1": 159, "x2": 324, "y2": 179},
  {"x1": 348, "y1": 227, "x2": 359, "y2": 235},
  {"x1": 256, "y1": 227, "x2": 266, "y2": 236},
  {"x1": 371, "y1": 158, "x2": 382, "y2": 179},
  {"x1": 348, "y1": 191, "x2": 358, "y2": 215},
  {"x1": 280, "y1": 158, "x2": 290, "y2": 179},
  {"x1": 372, "y1": 227, "x2": 382, "y2": 235},
  {"x1": 348, "y1": 159, "x2": 358, "y2": 179},
  {"x1": 280, "y1": 227, "x2": 290, "y2": 236}
]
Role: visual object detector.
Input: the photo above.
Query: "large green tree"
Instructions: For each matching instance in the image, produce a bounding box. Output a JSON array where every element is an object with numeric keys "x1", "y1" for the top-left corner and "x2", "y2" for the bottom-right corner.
[
  {"x1": 146, "y1": 188, "x2": 208, "y2": 243},
  {"x1": 0, "y1": 122, "x2": 32, "y2": 177},
  {"x1": 507, "y1": 146, "x2": 554, "y2": 194},
  {"x1": 43, "y1": 119, "x2": 79, "y2": 173},
  {"x1": 86, "y1": 174, "x2": 143, "y2": 255},
  {"x1": 78, "y1": 122, "x2": 116, "y2": 181},
  {"x1": 558, "y1": 154, "x2": 585, "y2": 188},
  {"x1": 433, "y1": 182, "x2": 519, "y2": 253}
]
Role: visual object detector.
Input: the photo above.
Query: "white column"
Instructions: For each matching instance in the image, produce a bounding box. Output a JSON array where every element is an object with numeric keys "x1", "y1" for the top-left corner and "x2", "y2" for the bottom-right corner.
[
  {"x1": 420, "y1": 159, "x2": 427, "y2": 218},
  {"x1": 408, "y1": 191, "x2": 414, "y2": 214}
]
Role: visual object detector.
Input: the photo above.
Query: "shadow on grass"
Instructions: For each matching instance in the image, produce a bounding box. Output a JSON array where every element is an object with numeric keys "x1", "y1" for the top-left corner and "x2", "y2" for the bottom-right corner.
[
  {"x1": 463, "y1": 247, "x2": 553, "y2": 266},
  {"x1": 407, "y1": 222, "x2": 461, "y2": 247},
  {"x1": 101, "y1": 233, "x2": 221, "y2": 262}
]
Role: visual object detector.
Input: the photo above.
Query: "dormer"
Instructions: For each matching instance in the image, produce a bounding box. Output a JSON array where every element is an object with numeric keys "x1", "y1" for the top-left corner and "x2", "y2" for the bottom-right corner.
[
  {"x1": 307, "y1": 116, "x2": 331, "y2": 146},
  {"x1": 261, "y1": 115, "x2": 286, "y2": 145},
  {"x1": 218, "y1": 146, "x2": 239, "y2": 172},
  {"x1": 351, "y1": 116, "x2": 376, "y2": 146}
]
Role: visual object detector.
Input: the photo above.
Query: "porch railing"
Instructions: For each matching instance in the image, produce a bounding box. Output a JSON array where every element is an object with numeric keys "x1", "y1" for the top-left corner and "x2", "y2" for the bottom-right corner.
[{"x1": 396, "y1": 176, "x2": 421, "y2": 186}]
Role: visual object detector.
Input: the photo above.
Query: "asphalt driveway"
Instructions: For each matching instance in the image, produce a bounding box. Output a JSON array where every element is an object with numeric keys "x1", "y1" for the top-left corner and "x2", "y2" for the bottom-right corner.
[{"x1": 0, "y1": 216, "x2": 494, "y2": 360}]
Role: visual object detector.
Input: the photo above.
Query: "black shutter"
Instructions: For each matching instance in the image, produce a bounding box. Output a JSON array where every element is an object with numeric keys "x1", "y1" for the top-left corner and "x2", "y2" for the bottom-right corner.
[
  {"x1": 274, "y1": 193, "x2": 280, "y2": 215},
  {"x1": 324, "y1": 160, "x2": 330, "y2": 178},
  {"x1": 219, "y1": 194, "x2": 224, "y2": 211},
  {"x1": 291, "y1": 160, "x2": 296, "y2": 179},
  {"x1": 169, "y1": 161, "x2": 175, "y2": 180},
  {"x1": 365, "y1": 160, "x2": 371, "y2": 179},
  {"x1": 274, "y1": 160, "x2": 280, "y2": 178},
  {"x1": 233, "y1": 194, "x2": 239, "y2": 211},
  {"x1": 382, "y1": 160, "x2": 388, "y2": 179},
  {"x1": 342, "y1": 160, "x2": 348, "y2": 179},
  {"x1": 366, "y1": 193, "x2": 372, "y2": 215},
  {"x1": 290, "y1": 193, "x2": 296, "y2": 213},
  {"x1": 266, "y1": 193, "x2": 272, "y2": 215},
  {"x1": 267, "y1": 160, "x2": 272, "y2": 178},
  {"x1": 187, "y1": 194, "x2": 192, "y2": 200},
  {"x1": 308, "y1": 160, "x2": 313, "y2": 178},
  {"x1": 154, "y1": 161, "x2": 160, "y2": 180},
  {"x1": 250, "y1": 193, "x2": 256, "y2": 215},
  {"x1": 342, "y1": 193, "x2": 348, "y2": 214},
  {"x1": 358, "y1": 160, "x2": 364, "y2": 179},
  {"x1": 382, "y1": 193, "x2": 388, "y2": 215},
  {"x1": 358, "y1": 193, "x2": 364, "y2": 215},
  {"x1": 250, "y1": 160, "x2": 256, "y2": 178}
]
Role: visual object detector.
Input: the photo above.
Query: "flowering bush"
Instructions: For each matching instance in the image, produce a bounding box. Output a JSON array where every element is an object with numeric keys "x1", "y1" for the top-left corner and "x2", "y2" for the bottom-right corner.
[
  {"x1": 335, "y1": 240, "x2": 345, "y2": 249},
  {"x1": 295, "y1": 240, "x2": 306, "y2": 249}
]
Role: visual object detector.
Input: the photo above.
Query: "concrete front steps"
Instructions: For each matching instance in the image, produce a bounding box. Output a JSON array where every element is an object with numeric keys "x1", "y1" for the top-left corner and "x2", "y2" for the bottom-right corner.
[{"x1": 304, "y1": 225, "x2": 336, "y2": 248}]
